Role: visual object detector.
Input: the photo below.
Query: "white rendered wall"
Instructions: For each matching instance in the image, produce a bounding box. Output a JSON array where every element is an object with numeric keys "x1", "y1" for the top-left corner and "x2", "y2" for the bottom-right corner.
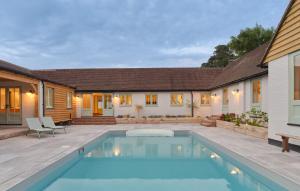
[
  {"x1": 210, "y1": 76, "x2": 268, "y2": 116},
  {"x1": 268, "y1": 55, "x2": 300, "y2": 145},
  {"x1": 113, "y1": 92, "x2": 192, "y2": 117}
]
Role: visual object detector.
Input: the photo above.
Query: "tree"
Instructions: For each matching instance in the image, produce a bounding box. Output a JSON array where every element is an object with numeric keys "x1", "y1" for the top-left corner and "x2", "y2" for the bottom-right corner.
[
  {"x1": 202, "y1": 24, "x2": 274, "y2": 68},
  {"x1": 201, "y1": 45, "x2": 234, "y2": 68},
  {"x1": 228, "y1": 24, "x2": 274, "y2": 57}
]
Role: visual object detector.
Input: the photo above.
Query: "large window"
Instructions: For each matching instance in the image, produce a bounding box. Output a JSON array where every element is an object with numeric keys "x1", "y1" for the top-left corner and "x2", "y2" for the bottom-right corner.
[
  {"x1": 45, "y1": 88, "x2": 54, "y2": 109},
  {"x1": 170, "y1": 93, "x2": 183, "y2": 106},
  {"x1": 0, "y1": 88, "x2": 5, "y2": 112},
  {"x1": 289, "y1": 53, "x2": 300, "y2": 123},
  {"x1": 200, "y1": 93, "x2": 211, "y2": 105},
  {"x1": 120, "y1": 94, "x2": 132, "y2": 106},
  {"x1": 82, "y1": 94, "x2": 91, "y2": 109},
  {"x1": 294, "y1": 55, "x2": 300, "y2": 100},
  {"x1": 222, "y1": 88, "x2": 229, "y2": 105},
  {"x1": 145, "y1": 94, "x2": 158, "y2": 106},
  {"x1": 67, "y1": 92, "x2": 72, "y2": 109},
  {"x1": 252, "y1": 79, "x2": 261, "y2": 104}
]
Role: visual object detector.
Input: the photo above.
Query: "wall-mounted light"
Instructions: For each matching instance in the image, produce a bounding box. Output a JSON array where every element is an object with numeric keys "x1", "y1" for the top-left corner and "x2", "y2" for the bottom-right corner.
[
  {"x1": 211, "y1": 93, "x2": 217, "y2": 98},
  {"x1": 26, "y1": 90, "x2": 35, "y2": 97},
  {"x1": 232, "y1": 89, "x2": 239, "y2": 95}
]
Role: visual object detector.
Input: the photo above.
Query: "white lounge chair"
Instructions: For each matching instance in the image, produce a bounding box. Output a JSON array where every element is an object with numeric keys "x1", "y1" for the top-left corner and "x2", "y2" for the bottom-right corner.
[
  {"x1": 41, "y1": 117, "x2": 67, "y2": 134},
  {"x1": 26, "y1": 118, "x2": 54, "y2": 138}
]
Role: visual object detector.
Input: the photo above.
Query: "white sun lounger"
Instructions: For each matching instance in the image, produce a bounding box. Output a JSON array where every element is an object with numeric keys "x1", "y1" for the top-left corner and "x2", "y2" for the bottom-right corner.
[
  {"x1": 26, "y1": 118, "x2": 54, "y2": 138},
  {"x1": 41, "y1": 117, "x2": 67, "y2": 134}
]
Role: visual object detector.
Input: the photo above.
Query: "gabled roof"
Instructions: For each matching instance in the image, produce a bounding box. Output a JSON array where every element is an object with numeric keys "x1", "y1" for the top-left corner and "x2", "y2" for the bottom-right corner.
[
  {"x1": 212, "y1": 43, "x2": 269, "y2": 89},
  {"x1": 0, "y1": 59, "x2": 75, "y2": 88},
  {"x1": 260, "y1": 0, "x2": 299, "y2": 66},
  {"x1": 0, "y1": 59, "x2": 36, "y2": 78},
  {"x1": 33, "y1": 68, "x2": 223, "y2": 92}
]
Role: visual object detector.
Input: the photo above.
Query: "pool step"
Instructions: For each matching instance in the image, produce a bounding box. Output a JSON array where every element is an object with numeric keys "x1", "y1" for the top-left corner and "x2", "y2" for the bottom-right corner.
[
  {"x1": 72, "y1": 116, "x2": 116, "y2": 125},
  {"x1": 200, "y1": 116, "x2": 218, "y2": 127}
]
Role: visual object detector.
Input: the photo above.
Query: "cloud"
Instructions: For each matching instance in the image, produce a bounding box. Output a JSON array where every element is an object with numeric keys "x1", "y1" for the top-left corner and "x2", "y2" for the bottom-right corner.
[
  {"x1": 160, "y1": 45, "x2": 213, "y2": 56},
  {"x1": 0, "y1": 0, "x2": 289, "y2": 69}
]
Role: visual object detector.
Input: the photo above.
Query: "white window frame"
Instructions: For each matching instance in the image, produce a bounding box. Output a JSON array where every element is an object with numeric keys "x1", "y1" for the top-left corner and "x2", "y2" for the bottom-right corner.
[
  {"x1": 145, "y1": 94, "x2": 158, "y2": 106},
  {"x1": 45, "y1": 87, "x2": 54, "y2": 109},
  {"x1": 119, "y1": 94, "x2": 132, "y2": 107},
  {"x1": 170, "y1": 93, "x2": 184, "y2": 106},
  {"x1": 289, "y1": 50, "x2": 300, "y2": 123},
  {"x1": 200, "y1": 92, "x2": 211, "y2": 106},
  {"x1": 251, "y1": 78, "x2": 262, "y2": 109}
]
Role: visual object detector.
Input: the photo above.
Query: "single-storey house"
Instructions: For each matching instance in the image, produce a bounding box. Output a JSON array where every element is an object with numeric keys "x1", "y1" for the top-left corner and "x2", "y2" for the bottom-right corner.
[{"x1": 0, "y1": 41, "x2": 269, "y2": 128}]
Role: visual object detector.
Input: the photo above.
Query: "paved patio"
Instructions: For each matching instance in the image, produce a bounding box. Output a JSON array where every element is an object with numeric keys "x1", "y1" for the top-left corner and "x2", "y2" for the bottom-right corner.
[{"x1": 0, "y1": 124, "x2": 300, "y2": 190}]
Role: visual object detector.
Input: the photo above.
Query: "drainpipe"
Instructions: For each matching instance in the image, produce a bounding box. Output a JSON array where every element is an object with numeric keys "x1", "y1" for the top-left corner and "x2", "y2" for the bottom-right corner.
[
  {"x1": 41, "y1": 81, "x2": 45, "y2": 117},
  {"x1": 191, "y1": 91, "x2": 194, "y2": 117}
]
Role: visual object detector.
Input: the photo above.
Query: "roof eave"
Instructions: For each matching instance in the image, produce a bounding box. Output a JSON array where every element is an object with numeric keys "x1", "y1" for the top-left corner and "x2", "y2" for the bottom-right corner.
[{"x1": 259, "y1": 0, "x2": 295, "y2": 67}]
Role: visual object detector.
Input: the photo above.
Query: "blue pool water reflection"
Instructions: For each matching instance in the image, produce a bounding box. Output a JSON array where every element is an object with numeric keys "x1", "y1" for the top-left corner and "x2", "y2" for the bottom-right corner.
[{"x1": 33, "y1": 133, "x2": 286, "y2": 191}]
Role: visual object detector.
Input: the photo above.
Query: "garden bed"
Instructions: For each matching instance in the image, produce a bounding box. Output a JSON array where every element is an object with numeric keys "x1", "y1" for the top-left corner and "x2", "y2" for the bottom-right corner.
[{"x1": 216, "y1": 120, "x2": 268, "y2": 139}]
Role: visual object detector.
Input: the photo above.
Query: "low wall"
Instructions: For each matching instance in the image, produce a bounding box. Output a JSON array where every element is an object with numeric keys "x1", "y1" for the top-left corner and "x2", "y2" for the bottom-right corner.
[
  {"x1": 216, "y1": 120, "x2": 268, "y2": 139},
  {"x1": 116, "y1": 117, "x2": 202, "y2": 124}
]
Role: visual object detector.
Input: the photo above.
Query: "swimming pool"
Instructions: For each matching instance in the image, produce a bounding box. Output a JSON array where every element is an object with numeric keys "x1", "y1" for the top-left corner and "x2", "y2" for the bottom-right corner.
[{"x1": 17, "y1": 131, "x2": 291, "y2": 191}]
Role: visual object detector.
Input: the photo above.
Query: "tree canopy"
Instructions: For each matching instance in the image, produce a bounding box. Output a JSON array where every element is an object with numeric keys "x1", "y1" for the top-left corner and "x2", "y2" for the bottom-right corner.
[
  {"x1": 202, "y1": 24, "x2": 274, "y2": 68},
  {"x1": 201, "y1": 45, "x2": 234, "y2": 68}
]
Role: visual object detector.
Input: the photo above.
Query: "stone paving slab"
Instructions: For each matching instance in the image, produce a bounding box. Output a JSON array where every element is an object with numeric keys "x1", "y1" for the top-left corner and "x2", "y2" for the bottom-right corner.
[{"x1": 0, "y1": 124, "x2": 300, "y2": 190}]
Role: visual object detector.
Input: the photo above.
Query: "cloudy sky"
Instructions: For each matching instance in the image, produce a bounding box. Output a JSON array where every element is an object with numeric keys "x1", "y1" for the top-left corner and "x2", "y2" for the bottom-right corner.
[{"x1": 0, "y1": 0, "x2": 288, "y2": 69}]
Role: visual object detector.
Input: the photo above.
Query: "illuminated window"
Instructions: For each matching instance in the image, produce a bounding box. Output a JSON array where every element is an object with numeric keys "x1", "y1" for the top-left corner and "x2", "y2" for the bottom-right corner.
[
  {"x1": 45, "y1": 88, "x2": 54, "y2": 109},
  {"x1": 252, "y1": 80, "x2": 261, "y2": 103},
  {"x1": 0, "y1": 88, "x2": 5, "y2": 111},
  {"x1": 145, "y1": 94, "x2": 158, "y2": 106},
  {"x1": 170, "y1": 93, "x2": 183, "y2": 106},
  {"x1": 120, "y1": 94, "x2": 132, "y2": 106},
  {"x1": 200, "y1": 93, "x2": 211, "y2": 105},
  {"x1": 83, "y1": 94, "x2": 91, "y2": 109},
  {"x1": 223, "y1": 88, "x2": 229, "y2": 105},
  {"x1": 67, "y1": 92, "x2": 72, "y2": 109},
  {"x1": 294, "y1": 55, "x2": 300, "y2": 100}
]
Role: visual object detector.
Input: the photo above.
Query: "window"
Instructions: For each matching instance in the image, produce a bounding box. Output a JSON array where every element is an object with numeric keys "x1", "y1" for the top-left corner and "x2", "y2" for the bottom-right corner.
[
  {"x1": 289, "y1": 52, "x2": 300, "y2": 123},
  {"x1": 0, "y1": 88, "x2": 5, "y2": 111},
  {"x1": 45, "y1": 88, "x2": 54, "y2": 109},
  {"x1": 83, "y1": 94, "x2": 91, "y2": 109},
  {"x1": 67, "y1": 92, "x2": 72, "y2": 109},
  {"x1": 170, "y1": 93, "x2": 183, "y2": 106},
  {"x1": 222, "y1": 88, "x2": 229, "y2": 105},
  {"x1": 200, "y1": 93, "x2": 211, "y2": 105},
  {"x1": 252, "y1": 79, "x2": 261, "y2": 104},
  {"x1": 145, "y1": 94, "x2": 158, "y2": 106},
  {"x1": 294, "y1": 55, "x2": 300, "y2": 100},
  {"x1": 120, "y1": 94, "x2": 132, "y2": 106}
]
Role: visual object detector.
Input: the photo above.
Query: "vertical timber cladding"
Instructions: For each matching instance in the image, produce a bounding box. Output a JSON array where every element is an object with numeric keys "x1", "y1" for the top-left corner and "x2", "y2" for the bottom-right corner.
[
  {"x1": 264, "y1": 0, "x2": 300, "y2": 63},
  {"x1": 44, "y1": 81, "x2": 76, "y2": 123}
]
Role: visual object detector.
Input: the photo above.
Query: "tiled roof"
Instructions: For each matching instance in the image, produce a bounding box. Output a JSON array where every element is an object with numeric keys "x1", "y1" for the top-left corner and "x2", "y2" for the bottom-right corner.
[
  {"x1": 211, "y1": 43, "x2": 269, "y2": 89},
  {"x1": 1, "y1": 42, "x2": 269, "y2": 91},
  {"x1": 33, "y1": 68, "x2": 223, "y2": 91}
]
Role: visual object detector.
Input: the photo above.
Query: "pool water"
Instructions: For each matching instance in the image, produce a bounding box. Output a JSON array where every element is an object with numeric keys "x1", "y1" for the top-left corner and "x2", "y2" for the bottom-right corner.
[{"x1": 31, "y1": 132, "x2": 286, "y2": 191}]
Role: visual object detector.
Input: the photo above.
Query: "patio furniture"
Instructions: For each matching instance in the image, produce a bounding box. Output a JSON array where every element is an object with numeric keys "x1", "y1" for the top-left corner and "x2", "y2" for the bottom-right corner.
[
  {"x1": 26, "y1": 118, "x2": 54, "y2": 138},
  {"x1": 41, "y1": 117, "x2": 67, "y2": 134},
  {"x1": 276, "y1": 133, "x2": 300, "y2": 152}
]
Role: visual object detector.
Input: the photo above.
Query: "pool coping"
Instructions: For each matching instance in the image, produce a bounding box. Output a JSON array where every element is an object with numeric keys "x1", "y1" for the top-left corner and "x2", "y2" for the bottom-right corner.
[
  {"x1": 3, "y1": 126, "x2": 300, "y2": 191},
  {"x1": 192, "y1": 131, "x2": 300, "y2": 191}
]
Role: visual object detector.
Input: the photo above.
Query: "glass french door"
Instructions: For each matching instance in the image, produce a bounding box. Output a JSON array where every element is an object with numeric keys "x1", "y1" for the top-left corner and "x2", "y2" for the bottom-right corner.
[
  {"x1": 103, "y1": 94, "x2": 113, "y2": 116},
  {"x1": 0, "y1": 87, "x2": 22, "y2": 125}
]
